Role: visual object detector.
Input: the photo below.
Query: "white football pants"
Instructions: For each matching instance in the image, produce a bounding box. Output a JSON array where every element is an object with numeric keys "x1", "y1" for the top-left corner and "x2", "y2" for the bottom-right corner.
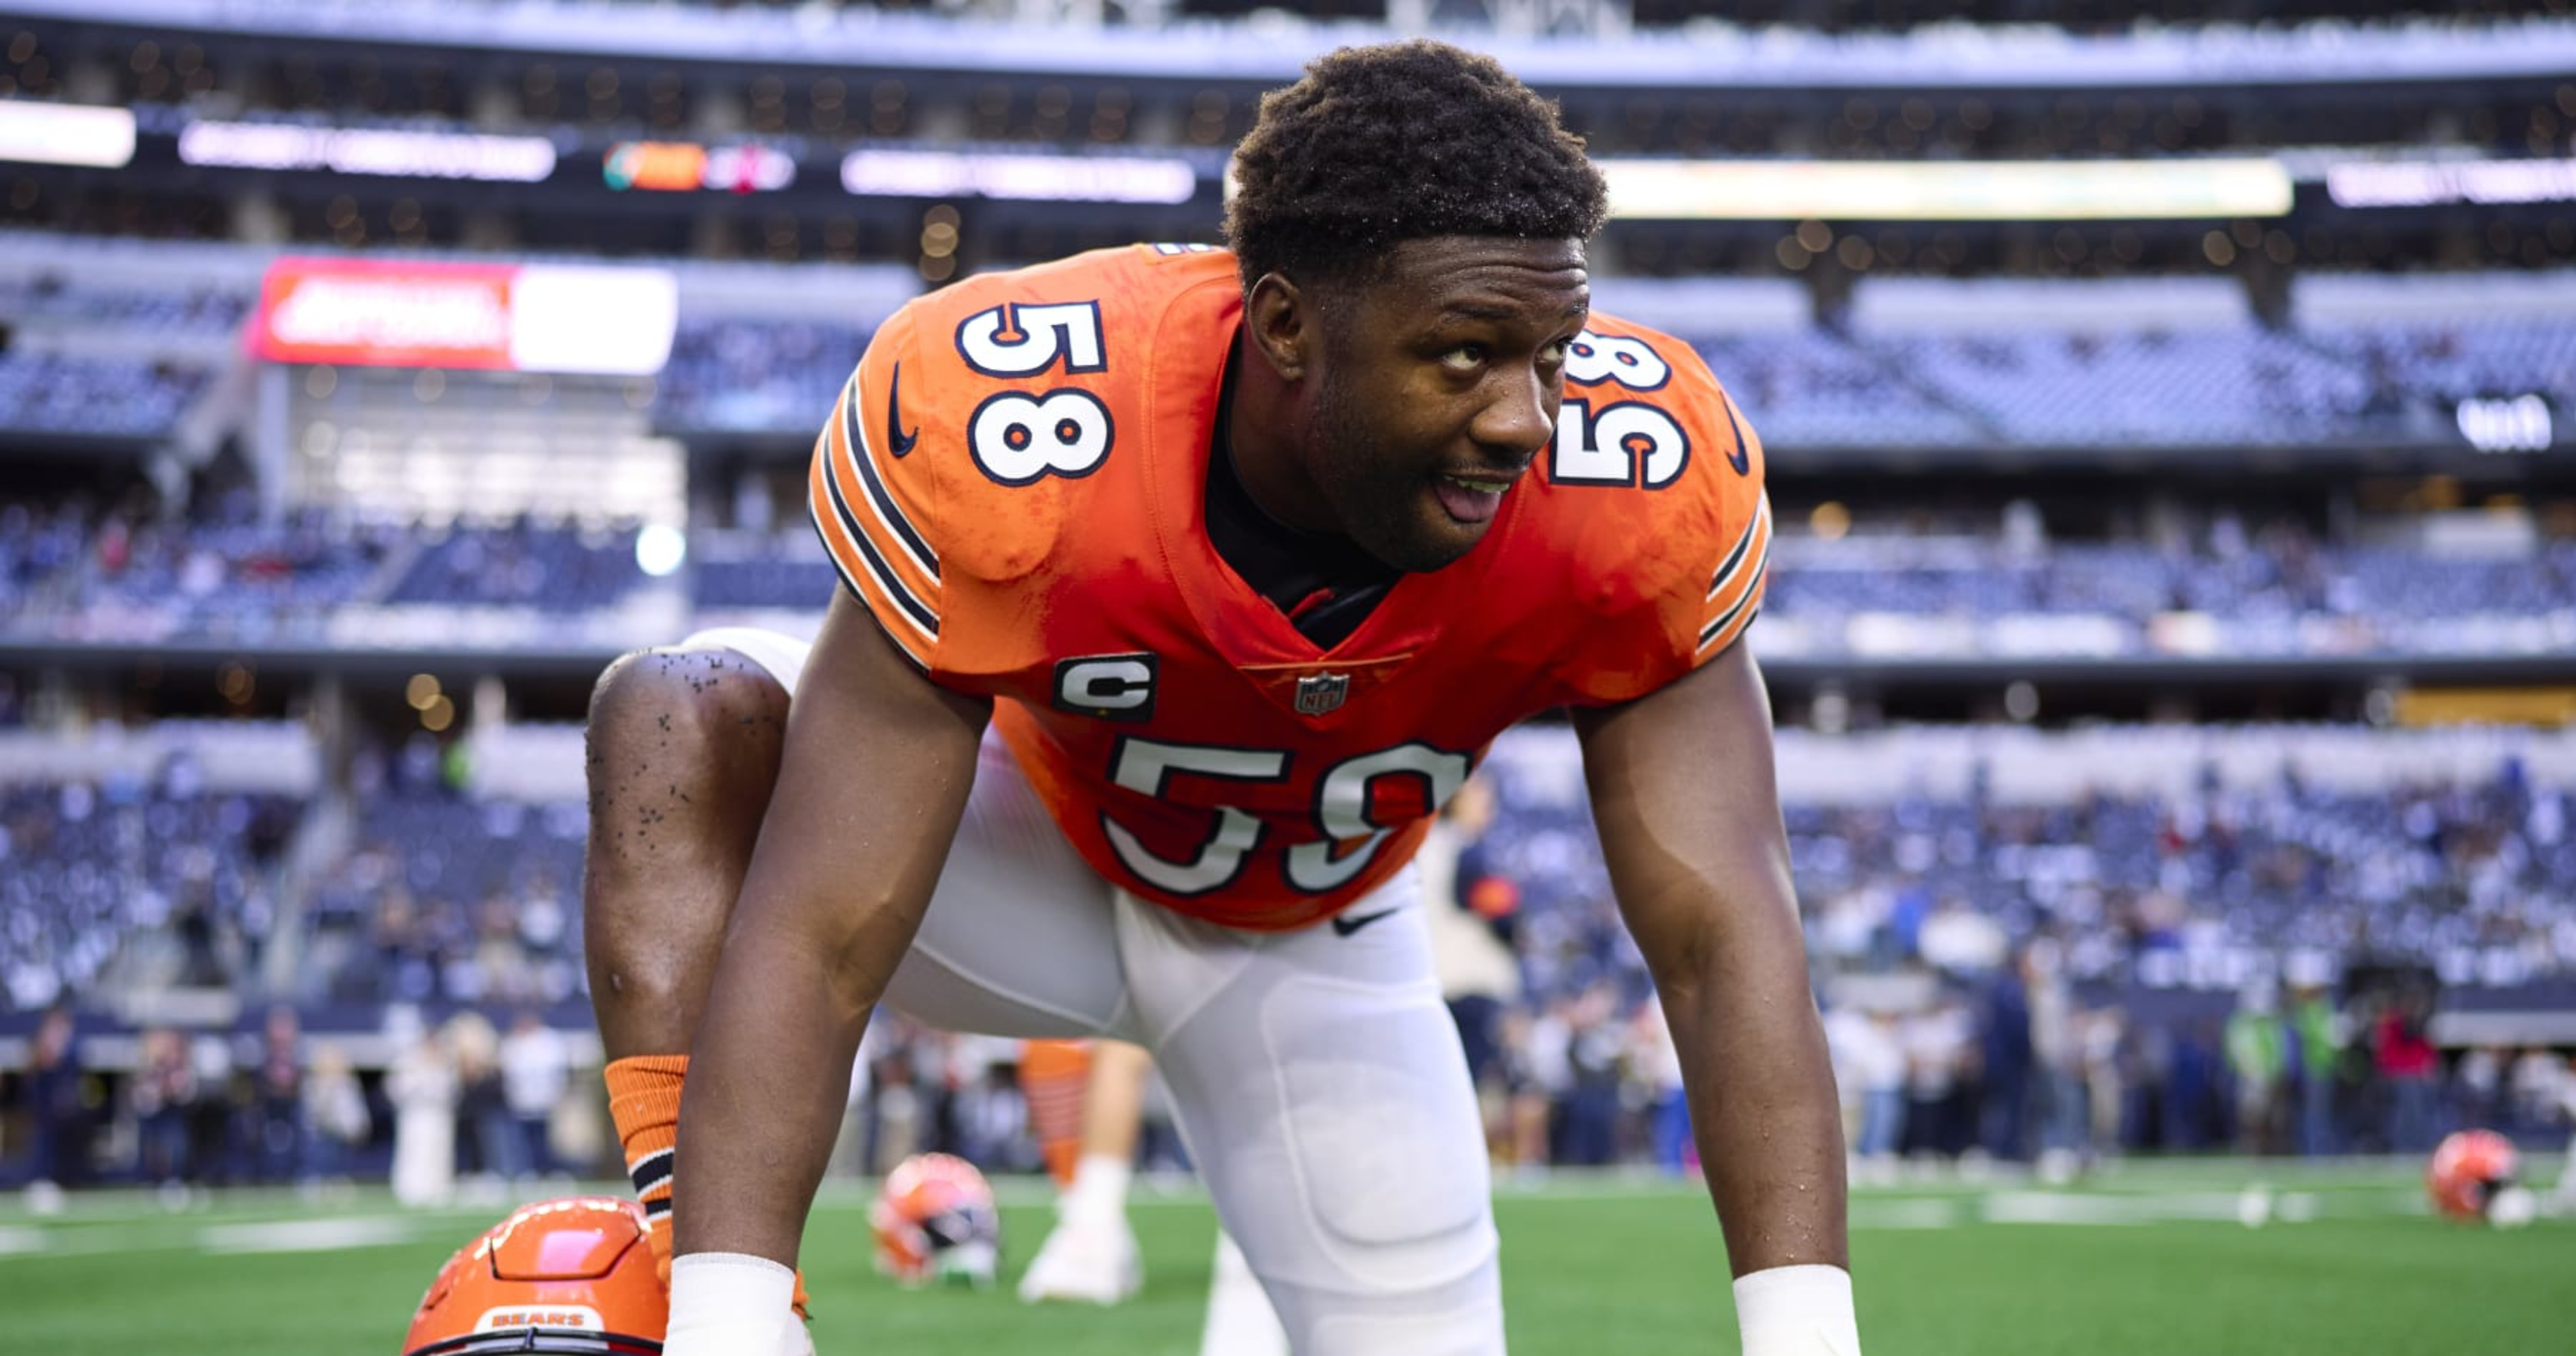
[{"x1": 691, "y1": 627, "x2": 1504, "y2": 1356}]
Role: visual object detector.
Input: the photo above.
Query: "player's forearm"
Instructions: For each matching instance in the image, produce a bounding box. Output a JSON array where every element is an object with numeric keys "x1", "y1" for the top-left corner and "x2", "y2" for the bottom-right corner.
[
  {"x1": 672, "y1": 918, "x2": 876, "y2": 1266},
  {"x1": 1654, "y1": 940, "x2": 1849, "y2": 1275}
]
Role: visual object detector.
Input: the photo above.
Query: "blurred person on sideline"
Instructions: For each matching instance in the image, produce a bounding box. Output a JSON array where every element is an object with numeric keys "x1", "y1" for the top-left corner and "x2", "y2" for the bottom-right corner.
[
  {"x1": 449, "y1": 1011, "x2": 525, "y2": 1183},
  {"x1": 1497, "y1": 1009, "x2": 1553, "y2": 1176},
  {"x1": 2509, "y1": 1045, "x2": 2565, "y2": 1136},
  {"x1": 20, "y1": 1005, "x2": 87, "y2": 1210},
  {"x1": 1979, "y1": 948, "x2": 2035, "y2": 1163},
  {"x1": 2375, "y1": 986, "x2": 2440, "y2": 1153},
  {"x1": 1847, "y1": 1009, "x2": 1909, "y2": 1181},
  {"x1": 1820, "y1": 1003, "x2": 1871, "y2": 1165},
  {"x1": 2285, "y1": 983, "x2": 2341, "y2": 1157},
  {"x1": 300, "y1": 1042, "x2": 370, "y2": 1183},
  {"x1": 2550, "y1": 1054, "x2": 2576, "y2": 1216},
  {"x1": 251, "y1": 1006, "x2": 305, "y2": 1184},
  {"x1": 1416, "y1": 775, "x2": 1523, "y2": 1150},
  {"x1": 1632, "y1": 997, "x2": 1693, "y2": 1174},
  {"x1": 1556, "y1": 985, "x2": 1626, "y2": 1167},
  {"x1": 501, "y1": 1009, "x2": 570, "y2": 1178},
  {"x1": 2026, "y1": 941, "x2": 2087, "y2": 1178},
  {"x1": 2225, "y1": 982, "x2": 2289, "y2": 1155},
  {"x1": 1902, "y1": 995, "x2": 1975, "y2": 1164},
  {"x1": 386, "y1": 1012, "x2": 457, "y2": 1206},
  {"x1": 129, "y1": 1026, "x2": 197, "y2": 1189},
  {"x1": 2080, "y1": 1005, "x2": 2127, "y2": 1165},
  {"x1": 2457, "y1": 1046, "x2": 2504, "y2": 1132}
]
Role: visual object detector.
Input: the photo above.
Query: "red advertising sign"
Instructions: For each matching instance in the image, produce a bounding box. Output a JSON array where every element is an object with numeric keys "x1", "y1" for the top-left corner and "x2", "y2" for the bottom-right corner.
[
  {"x1": 254, "y1": 257, "x2": 517, "y2": 369},
  {"x1": 251, "y1": 257, "x2": 677, "y2": 375}
]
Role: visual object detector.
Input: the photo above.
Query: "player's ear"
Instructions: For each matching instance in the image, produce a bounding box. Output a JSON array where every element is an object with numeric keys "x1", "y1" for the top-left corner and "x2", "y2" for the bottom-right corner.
[{"x1": 1245, "y1": 271, "x2": 1312, "y2": 382}]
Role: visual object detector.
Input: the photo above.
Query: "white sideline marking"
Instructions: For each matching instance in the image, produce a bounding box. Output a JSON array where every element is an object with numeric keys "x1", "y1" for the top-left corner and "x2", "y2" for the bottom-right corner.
[
  {"x1": 1983, "y1": 1191, "x2": 2159, "y2": 1225},
  {"x1": 1850, "y1": 1199, "x2": 1963, "y2": 1230},
  {"x1": 0, "y1": 1225, "x2": 48, "y2": 1256},
  {"x1": 198, "y1": 1218, "x2": 422, "y2": 1254}
]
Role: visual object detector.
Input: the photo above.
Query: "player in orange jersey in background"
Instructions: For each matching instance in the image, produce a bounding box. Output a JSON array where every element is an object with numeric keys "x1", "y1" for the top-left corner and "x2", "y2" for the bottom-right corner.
[
  {"x1": 1015, "y1": 1038, "x2": 1144, "y2": 1306},
  {"x1": 584, "y1": 39, "x2": 1852, "y2": 1356},
  {"x1": 1017, "y1": 1037, "x2": 1291, "y2": 1353},
  {"x1": 1016, "y1": 1039, "x2": 1098, "y2": 1195}
]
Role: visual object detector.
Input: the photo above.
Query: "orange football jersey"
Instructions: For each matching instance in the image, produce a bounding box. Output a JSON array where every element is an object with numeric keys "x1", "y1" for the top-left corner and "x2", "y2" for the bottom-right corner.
[{"x1": 809, "y1": 244, "x2": 1769, "y2": 931}]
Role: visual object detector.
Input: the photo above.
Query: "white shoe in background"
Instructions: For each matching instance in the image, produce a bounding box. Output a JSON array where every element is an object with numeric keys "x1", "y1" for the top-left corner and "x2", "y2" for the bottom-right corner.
[{"x1": 1015, "y1": 1212, "x2": 1143, "y2": 1306}]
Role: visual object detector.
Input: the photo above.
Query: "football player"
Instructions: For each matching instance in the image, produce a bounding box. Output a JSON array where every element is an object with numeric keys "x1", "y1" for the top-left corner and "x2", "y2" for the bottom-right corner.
[
  {"x1": 584, "y1": 39, "x2": 1855, "y2": 1356},
  {"x1": 1015, "y1": 1037, "x2": 1150, "y2": 1307},
  {"x1": 1015, "y1": 1037, "x2": 1291, "y2": 1351}
]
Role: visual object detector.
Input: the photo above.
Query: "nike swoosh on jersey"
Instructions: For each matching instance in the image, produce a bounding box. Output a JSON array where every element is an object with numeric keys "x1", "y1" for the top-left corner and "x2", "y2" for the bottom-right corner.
[
  {"x1": 1720, "y1": 393, "x2": 1750, "y2": 475},
  {"x1": 1329, "y1": 906, "x2": 1402, "y2": 938},
  {"x1": 887, "y1": 361, "x2": 920, "y2": 457}
]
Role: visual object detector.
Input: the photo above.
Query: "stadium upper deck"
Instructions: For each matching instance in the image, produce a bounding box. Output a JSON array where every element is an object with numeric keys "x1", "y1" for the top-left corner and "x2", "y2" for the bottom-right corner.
[{"x1": 3, "y1": 1, "x2": 2572, "y2": 277}]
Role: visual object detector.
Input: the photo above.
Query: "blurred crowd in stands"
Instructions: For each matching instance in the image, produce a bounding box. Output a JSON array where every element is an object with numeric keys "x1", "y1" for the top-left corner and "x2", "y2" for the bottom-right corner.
[
  {"x1": 7, "y1": 271, "x2": 2571, "y2": 451},
  {"x1": 0, "y1": 772, "x2": 298, "y2": 1012},
  {"x1": 5, "y1": 717, "x2": 2572, "y2": 1191},
  {"x1": 648, "y1": 315, "x2": 2571, "y2": 447},
  {"x1": 9, "y1": 497, "x2": 2570, "y2": 660}
]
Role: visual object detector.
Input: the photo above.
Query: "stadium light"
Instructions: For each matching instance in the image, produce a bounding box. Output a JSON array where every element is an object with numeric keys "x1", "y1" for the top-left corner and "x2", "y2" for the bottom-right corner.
[
  {"x1": 2456, "y1": 395, "x2": 2554, "y2": 454},
  {"x1": 635, "y1": 524, "x2": 688, "y2": 578},
  {"x1": 178, "y1": 120, "x2": 557, "y2": 183},
  {"x1": 2325, "y1": 157, "x2": 2576, "y2": 210},
  {"x1": 0, "y1": 102, "x2": 136, "y2": 169},
  {"x1": 842, "y1": 149, "x2": 1198, "y2": 204},
  {"x1": 1599, "y1": 157, "x2": 2295, "y2": 221}
]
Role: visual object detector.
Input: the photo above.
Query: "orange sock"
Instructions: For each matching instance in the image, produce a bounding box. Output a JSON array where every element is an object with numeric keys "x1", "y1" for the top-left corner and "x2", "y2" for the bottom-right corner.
[
  {"x1": 605, "y1": 1054, "x2": 687, "y2": 1276},
  {"x1": 605, "y1": 1054, "x2": 809, "y2": 1316},
  {"x1": 1019, "y1": 1039, "x2": 1094, "y2": 1189}
]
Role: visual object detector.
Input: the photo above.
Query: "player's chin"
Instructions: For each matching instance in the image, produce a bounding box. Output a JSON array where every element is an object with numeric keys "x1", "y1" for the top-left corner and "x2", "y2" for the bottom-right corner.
[{"x1": 1396, "y1": 502, "x2": 1493, "y2": 571}]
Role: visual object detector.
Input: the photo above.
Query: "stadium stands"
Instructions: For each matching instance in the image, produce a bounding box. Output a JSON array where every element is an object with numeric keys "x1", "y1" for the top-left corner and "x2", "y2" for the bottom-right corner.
[
  {"x1": 1757, "y1": 531, "x2": 2576, "y2": 660},
  {"x1": 7, "y1": 501, "x2": 2571, "y2": 657},
  {"x1": 0, "y1": 772, "x2": 303, "y2": 1011},
  {"x1": 654, "y1": 319, "x2": 870, "y2": 437},
  {"x1": 0, "y1": 356, "x2": 211, "y2": 439},
  {"x1": 302, "y1": 789, "x2": 584, "y2": 1008},
  {"x1": 0, "y1": 500, "x2": 405, "y2": 644},
  {"x1": 383, "y1": 521, "x2": 650, "y2": 614},
  {"x1": 1483, "y1": 722, "x2": 2576, "y2": 997},
  {"x1": 0, "y1": 232, "x2": 2566, "y2": 454}
]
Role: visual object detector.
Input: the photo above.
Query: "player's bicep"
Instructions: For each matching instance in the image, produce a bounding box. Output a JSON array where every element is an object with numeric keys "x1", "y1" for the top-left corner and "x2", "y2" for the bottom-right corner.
[
  {"x1": 1572, "y1": 641, "x2": 1795, "y2": 986},
  {"x1": 729, "y1": 588, "x2": 989, "y2": 1002}
]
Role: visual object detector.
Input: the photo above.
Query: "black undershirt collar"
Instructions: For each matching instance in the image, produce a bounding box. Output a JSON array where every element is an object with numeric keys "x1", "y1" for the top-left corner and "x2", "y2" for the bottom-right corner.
[{"x1": 1203, "y1": 346, "x2": 1398, "y2": 650}]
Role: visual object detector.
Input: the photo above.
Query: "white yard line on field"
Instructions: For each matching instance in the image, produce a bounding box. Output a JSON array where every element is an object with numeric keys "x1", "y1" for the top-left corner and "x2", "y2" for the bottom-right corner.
[
  {"x1": 1849, "y1": 1199, "x2": 1966, "y2": 1230},
  {"x1": 197, "y1": 1217, "x2": 426, "y2": 1254}
]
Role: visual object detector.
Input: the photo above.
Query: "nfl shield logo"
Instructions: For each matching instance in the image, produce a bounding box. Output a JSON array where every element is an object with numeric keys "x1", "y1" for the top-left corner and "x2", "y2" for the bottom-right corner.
[{"x1": 1294, "y1": 673, "x2": 1350, "y2": 717}]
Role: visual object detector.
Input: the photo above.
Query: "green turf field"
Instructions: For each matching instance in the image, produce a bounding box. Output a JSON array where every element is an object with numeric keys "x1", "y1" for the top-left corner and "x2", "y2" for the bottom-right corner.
[{"x1": 1, "y1": 1161, "x2": 2567, "y2": 1353}]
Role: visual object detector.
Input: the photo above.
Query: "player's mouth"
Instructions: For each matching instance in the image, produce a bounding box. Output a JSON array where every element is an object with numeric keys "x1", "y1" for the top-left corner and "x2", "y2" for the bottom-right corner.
[{"x1": 1432, "y1": 469, "x2": 1519, "y2": 525}]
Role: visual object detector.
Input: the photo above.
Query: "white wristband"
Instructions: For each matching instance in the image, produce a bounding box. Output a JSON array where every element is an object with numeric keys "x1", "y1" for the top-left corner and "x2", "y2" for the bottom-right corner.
[
  {"x1": 666, "y1": 1252, "x2": 799, "y2": 1356},
  {"x1": 1733, "y1": 1264, "x2": 1861, "y2": 1356}
]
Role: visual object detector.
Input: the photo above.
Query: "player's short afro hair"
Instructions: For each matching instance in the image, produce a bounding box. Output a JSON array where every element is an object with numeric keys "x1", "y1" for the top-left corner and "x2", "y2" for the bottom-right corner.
[{"x1": 1224, "y1": 40, "x2": 1609, "y2": 294}]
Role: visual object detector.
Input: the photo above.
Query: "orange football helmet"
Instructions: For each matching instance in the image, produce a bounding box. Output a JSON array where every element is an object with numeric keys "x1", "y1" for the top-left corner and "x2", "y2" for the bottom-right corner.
[
  {"x1": 869, "y1": 1153, "x2": 1002, "y2": 1288},
  {"x1": 403, "y1": 1196, "x2": 667, "y2": 1355},
  {"x1": 2427, "y1": 1128, "x2": 2520, "y2": 1221}
]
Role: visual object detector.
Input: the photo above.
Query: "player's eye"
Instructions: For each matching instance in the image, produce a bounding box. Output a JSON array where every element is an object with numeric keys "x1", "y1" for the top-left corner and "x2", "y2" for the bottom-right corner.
[
  {"x1": 1439, "y1": 344, "x2": 1487, "y2": 372},
  {"x1": 1538, "y1": 338, "x2": 1573, "y2": 367}
]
